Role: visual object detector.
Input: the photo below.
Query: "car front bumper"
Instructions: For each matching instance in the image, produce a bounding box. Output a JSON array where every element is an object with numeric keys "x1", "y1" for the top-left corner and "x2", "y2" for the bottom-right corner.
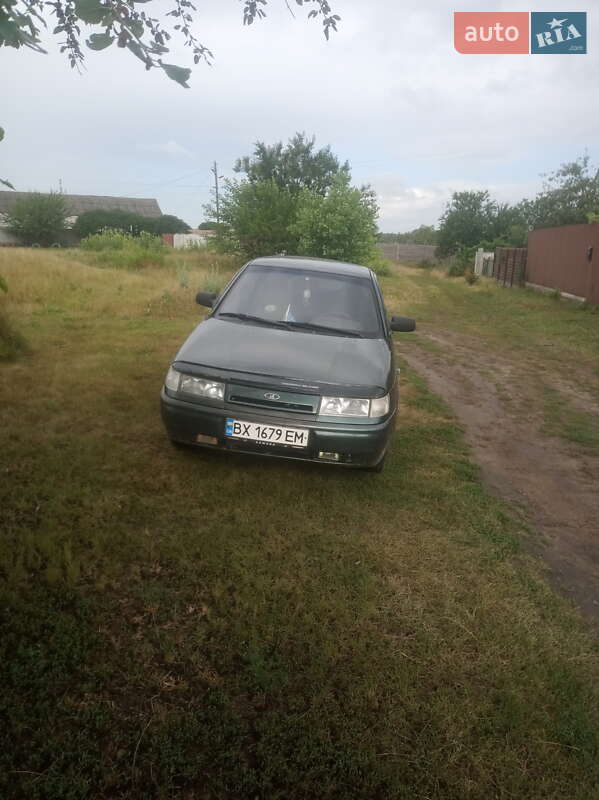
[{"x1": 160, "y1": 388, "x2": 395, "y2": 468}]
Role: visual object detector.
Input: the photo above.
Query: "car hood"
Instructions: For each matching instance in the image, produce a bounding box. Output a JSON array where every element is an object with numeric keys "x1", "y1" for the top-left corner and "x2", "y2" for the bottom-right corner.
[{"x1": 174, "y1": 317, "x2": 392, "y2": 394}]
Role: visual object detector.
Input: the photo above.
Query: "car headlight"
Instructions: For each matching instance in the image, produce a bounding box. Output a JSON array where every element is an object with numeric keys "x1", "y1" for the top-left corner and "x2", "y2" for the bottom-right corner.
[
  {"x1": 164, "y1": 366, "x2": 225, "y2": 401},
  {"x1": 165, "y1": 366, "x2": 181, "y2": 392},
  {"x1": 370, "y1": 395, "x2": 390, "y2": 417},
  {"x1": 319, "y1": 394, "x2": 390, "y2": 418}
]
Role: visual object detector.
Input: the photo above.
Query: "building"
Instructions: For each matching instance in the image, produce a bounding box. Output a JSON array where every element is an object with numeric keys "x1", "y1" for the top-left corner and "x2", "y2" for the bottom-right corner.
[{"x1": 0, "y1": 191, "x2": 162, "y2": 245}]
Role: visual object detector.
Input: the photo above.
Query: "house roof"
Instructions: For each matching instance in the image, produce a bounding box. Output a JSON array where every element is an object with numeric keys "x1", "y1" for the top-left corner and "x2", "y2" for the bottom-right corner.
[{"x1": 0, "y1": 192, "x2": 162, "y2": 218}]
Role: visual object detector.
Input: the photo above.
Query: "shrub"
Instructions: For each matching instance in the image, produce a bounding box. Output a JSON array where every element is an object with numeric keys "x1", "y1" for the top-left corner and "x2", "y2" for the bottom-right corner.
[
  {"x1": 447, "y1": 245, "x2": 477, "y2": 278},
  {"x1": 202, "y1": 271, "x2": 223, "y2": 295},
  {"x1": 73, "y1": 210, "x2": 190, "y2": 238},
  {"x1": 293, "y1": 175, "x2": 380, "y2": 266},
  {"x1": 416, "y1": 258, "x2": 434, "y2": 269},
  {"x1": 365, "y1": 250, "x2": 392, "y2": 277},
  {"x1": 464, "y1": 269, "x2": 479, "y2": 285},
  {"x1": 5, "y1": 192, "x2": 67, "y2": 246},
  {"x1": 79, "y1": 229, "x2": 166, "y2": 269},
  {"x1": 80, "y1": 229, "x2": 130, "y2": 251}
]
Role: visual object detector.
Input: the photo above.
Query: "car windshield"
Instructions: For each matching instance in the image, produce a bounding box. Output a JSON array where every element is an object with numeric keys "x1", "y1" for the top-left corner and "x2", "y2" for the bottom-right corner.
[{"x1": 216, "y1": 265, "x2": 383, "y2": 338}]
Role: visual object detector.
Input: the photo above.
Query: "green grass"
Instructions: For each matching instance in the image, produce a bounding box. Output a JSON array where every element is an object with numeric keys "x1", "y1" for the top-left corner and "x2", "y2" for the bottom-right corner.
[
  {"x1": 543, "y1": 386, "x2": 599, "y2": 452},
  {"x1": 2, "y1": 250, "x2": 599, "y2": 798},
  {"x1": 380, "y1": 266, "x2": 599, "y2": 370}
]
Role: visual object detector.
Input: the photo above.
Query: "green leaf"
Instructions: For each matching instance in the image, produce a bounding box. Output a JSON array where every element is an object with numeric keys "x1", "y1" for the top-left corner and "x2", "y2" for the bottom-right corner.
[
  {"x1": 0, "y1": 275, "x2": 7, "y2": 293},
  {"x1": 74, "y1": 0, "x2": 109, "y2": 25},
  {"x1": 127, "y1": 19, "x2": 144, "y2": 39},
  {"x1": 126, "y1": 39, "x2": 147, "y2": 63},
  {"x1": 161, "y1": 63, "x2": 191, "y2": 88},
  {"x1": 86, "y1": 32, "x2": 114, "y2": 50}
]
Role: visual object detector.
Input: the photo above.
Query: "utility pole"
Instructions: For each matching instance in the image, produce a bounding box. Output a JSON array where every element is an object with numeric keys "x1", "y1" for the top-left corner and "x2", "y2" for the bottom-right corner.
[{"x1": 211, "y1": 161, "x2": 223, "y2": 224}]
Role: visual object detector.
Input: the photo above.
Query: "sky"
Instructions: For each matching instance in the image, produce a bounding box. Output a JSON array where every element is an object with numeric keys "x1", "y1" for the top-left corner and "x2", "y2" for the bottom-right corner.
[{"x1": 1, "y1": 0, "x2": 597, "y2": 232}]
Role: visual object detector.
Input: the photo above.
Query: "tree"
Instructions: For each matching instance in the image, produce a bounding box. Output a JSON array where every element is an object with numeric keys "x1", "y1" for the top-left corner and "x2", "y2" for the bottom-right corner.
[
  {"x1": 211, "y1": 179, "x2": 298, "y2": 258},
  {"x1": 207, "y1": 133, "x2": 356, "y2": 259},
  {"x1": 234, "y1": 132, "x2": 349, "y2": 196},
  {"x1": 6, "y1": 192, "x2": 67, "y2": 246},
  {"x1": 0, "y1": 0, "x2": 340, "y2": 87},
  {"x1": 522, "y1": 155, "x2": 599, "y2": 229},
  {"x1": 150, "y1": 214, "x2": 190, "y2": 234},
  {"x1": 197, "y1": 220, "x2": 216, "y2": 230},
  {"x1": 436, "y1": 191, "x2": 496, "y2": 257},
  {"x1": 293, "y1": 174, "x2": 379, "y2": 264}
]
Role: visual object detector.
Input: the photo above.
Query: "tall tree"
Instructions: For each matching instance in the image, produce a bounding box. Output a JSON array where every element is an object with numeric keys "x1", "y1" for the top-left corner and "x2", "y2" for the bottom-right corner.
[
  {"x1": 0, "y1": 0, "x2": 340, "y2": 87},
  {"x1": 234, "y1": 133, "x2": 350, "y2": 196}
]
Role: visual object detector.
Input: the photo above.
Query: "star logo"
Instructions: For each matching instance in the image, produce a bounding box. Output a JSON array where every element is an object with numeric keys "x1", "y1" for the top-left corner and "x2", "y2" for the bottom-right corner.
[{"x1": 547, "y1": 17, "x2": 567, "y2": 29}]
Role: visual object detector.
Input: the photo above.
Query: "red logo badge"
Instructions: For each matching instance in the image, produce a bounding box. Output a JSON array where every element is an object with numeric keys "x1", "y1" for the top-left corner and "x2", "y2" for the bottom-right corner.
[{"x1": 454, "y1": 12, "x2": 530, "y2": 54}]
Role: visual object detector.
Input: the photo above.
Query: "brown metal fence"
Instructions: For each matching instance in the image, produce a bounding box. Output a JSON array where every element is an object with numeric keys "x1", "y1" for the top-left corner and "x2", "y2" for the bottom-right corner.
[
  {"x1": 493, "y1": 247, "x2": 527, "y2": 286},
  {"x1": 527, "y1": 223, "x2": 599, "y2": 304}
]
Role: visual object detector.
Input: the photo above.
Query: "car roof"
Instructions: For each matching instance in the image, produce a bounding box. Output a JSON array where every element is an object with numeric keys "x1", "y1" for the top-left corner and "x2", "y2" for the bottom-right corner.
[{"x1": 249, "y1": 255, "x2": 373, "y2": 278}]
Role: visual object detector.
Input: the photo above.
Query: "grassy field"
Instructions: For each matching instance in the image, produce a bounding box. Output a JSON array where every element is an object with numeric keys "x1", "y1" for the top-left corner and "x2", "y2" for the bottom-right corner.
[{"x1": 2, "y1": 249, "x2": 599, "y2": 799}]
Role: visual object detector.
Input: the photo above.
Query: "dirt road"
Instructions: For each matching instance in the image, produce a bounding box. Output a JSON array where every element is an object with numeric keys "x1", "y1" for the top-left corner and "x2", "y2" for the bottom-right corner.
[{"x1": 402, "y1": 329, "x2": 599, "y2": 623}]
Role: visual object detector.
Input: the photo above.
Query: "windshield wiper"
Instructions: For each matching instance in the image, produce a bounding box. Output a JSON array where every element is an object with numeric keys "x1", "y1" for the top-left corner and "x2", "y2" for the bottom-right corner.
[
  {"x1": 277, "y1": 320, "x2": 364, "y2": 338},
  {"x1": 217, "y1": 312, "x2": 290, "y2": 329}
]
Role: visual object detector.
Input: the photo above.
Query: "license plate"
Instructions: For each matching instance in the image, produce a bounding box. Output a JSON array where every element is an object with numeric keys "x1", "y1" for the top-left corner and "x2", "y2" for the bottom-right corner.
[{"x1": 225, "y1": 418, "x2": 309, "y2": 448}]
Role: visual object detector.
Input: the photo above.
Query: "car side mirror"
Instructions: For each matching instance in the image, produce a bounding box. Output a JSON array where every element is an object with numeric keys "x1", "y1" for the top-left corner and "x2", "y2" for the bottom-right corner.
[
  {"x1": 390, "y1": 316, "x2": 416, "y2": 332},
  {"x1": 196, "y1": 291, "x2": 217, "y2": 308}
]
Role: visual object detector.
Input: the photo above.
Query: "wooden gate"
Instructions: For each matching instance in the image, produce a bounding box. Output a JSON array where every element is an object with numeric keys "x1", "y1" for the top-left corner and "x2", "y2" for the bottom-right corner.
[{"x1": 493, "y1": 247, "x2": 527, "y2": 286}]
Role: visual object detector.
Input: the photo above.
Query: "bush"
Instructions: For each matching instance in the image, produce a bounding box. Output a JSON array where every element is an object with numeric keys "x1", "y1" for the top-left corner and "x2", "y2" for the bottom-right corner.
[
  {"x1": 464, "y1": 269, "x2": 479, "y2": 285},
  {"x1": 5, "y1": 192, "x2": 67, "y2": 246},
  {"x1": 447, "y1": 245, "x2": 476, "y2": 278},
  {"x1": 365, "y1": 250, "x2": 392, "y2": 277},
  {"x1": 293, "y1": 174, "x2": 380, "y2": 266},
  {"x1": 73, "y1": 210, "x2": 190, "y2": 238},
  {"x1": 202, "y1": 270, "x2": 223, "y2": 295},
  {"x1": 416, "y1": 258, "x2": 434, "y2": 269},
  {"x1": 80, "y1": 229, "x2": 166, "y2": 269}
]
